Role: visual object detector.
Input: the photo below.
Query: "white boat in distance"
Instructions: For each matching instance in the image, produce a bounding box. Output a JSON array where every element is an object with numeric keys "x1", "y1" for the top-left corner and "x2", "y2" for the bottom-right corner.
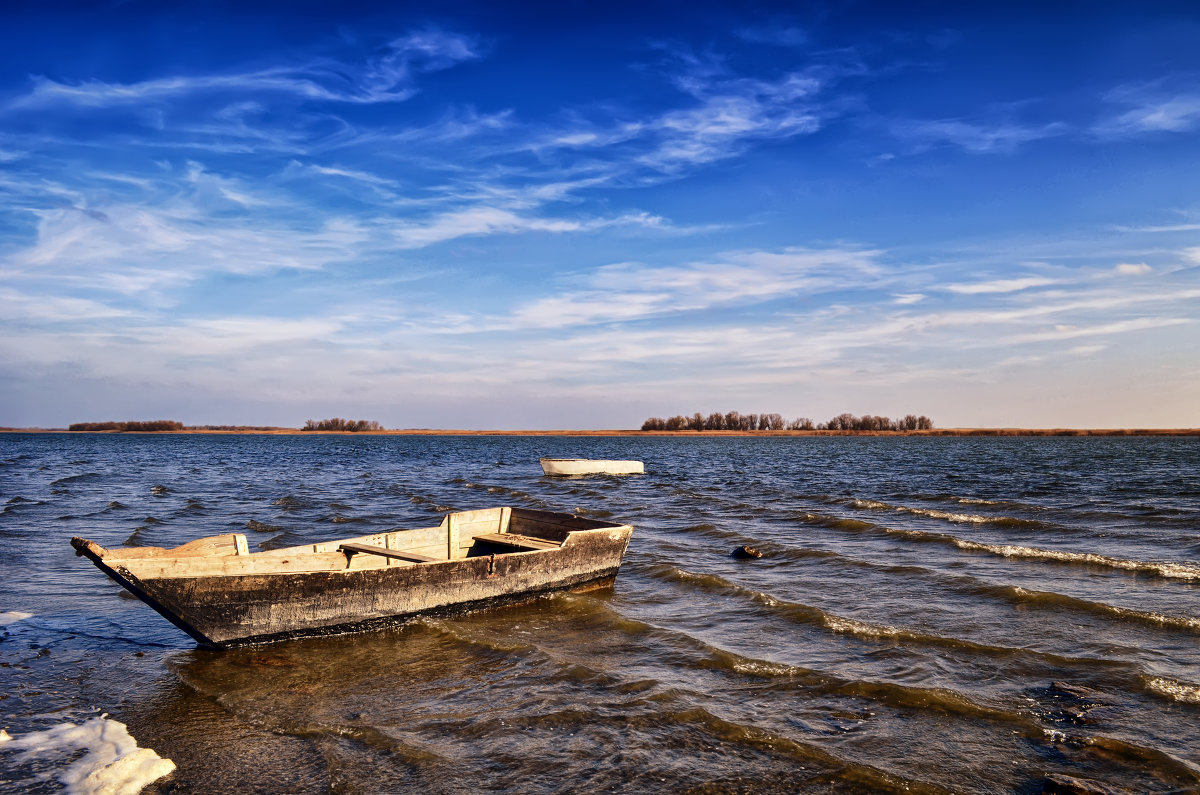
[{"x1": 540, "y1": 458, "x2": 645, "y2": 476}]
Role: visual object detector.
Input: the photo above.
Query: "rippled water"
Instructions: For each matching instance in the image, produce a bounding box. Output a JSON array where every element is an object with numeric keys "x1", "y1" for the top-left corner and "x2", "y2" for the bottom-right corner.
[{"x1": 1, "y1": 433, "x2": 1198, "y2": 793}]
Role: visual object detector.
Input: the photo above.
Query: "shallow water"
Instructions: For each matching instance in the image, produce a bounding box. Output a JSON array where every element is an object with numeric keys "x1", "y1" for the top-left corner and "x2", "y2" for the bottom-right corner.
[{"x1": 1, "y1": 433, "x2": 1198, "y2": 793}]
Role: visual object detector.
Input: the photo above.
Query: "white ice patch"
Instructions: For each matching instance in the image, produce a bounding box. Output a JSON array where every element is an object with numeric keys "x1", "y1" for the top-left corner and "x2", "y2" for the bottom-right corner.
[
  {"x1": 0, "y1": 716, "x2": 174, "y2": 795},
  {"x1": 0, "y1": 611, "x2": 33, "y2": 626}
]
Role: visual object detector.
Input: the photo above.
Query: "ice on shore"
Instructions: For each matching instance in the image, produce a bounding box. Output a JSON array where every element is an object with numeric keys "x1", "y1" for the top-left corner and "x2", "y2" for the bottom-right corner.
[
  {"x1": 0, "y1": 716, "x2": 175, "y2": 794},
  {"x1": 0, "y1": 610, "x2": 33, "y2": 626}
]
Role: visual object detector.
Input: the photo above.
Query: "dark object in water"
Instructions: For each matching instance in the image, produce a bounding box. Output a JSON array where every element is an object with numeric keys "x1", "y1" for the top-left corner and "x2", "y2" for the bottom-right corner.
[
  {"x1": 71, "y1": 507, "x2": 633, "y2": 649},
  {"x1": 1041, "y1": 772, "x2": 1128, "y2": 795},
  {"x1": 1050, "y1": 681, "x2": 1107, "y2": 700},
  {"x1": 731, "y1": 545, "x2": 763, "y2": 559}
]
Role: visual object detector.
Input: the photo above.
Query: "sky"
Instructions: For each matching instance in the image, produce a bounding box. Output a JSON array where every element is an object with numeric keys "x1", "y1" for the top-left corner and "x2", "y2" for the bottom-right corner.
[{"x1": 1, "y1": 0, "x2": 1198, "y2": 429}]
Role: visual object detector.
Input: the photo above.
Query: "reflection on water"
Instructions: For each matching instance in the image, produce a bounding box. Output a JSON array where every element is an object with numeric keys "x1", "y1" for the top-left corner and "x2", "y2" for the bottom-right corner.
[{"x1": 1, "y1": 433, "x2": 1198, "y2": 793}]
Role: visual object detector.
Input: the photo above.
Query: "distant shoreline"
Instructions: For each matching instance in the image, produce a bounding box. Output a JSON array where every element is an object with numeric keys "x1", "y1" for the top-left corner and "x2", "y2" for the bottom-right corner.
[{"x1": 2, "y1": 427, "x2": 1198, "y2": 437}]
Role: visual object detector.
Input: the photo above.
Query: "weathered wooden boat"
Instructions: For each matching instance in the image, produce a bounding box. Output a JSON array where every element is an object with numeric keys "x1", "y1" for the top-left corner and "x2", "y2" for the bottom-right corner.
[
  {"x1": 71, "y1": 507, "x2": 632, "y2": 649},
  {"x1": 539, "y1": 457, "x2": 644, "y2": 476}
]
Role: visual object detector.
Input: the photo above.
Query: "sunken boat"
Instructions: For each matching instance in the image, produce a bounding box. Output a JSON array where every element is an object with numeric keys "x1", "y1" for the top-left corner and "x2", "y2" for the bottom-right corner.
[{"x1": 71, "y1": 507, "x2": 633, "y2": 648}]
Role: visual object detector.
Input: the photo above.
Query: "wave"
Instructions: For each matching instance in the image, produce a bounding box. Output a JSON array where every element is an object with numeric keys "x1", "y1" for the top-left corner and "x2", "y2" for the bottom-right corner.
[
  {"x1": 652, "y1": 544, "x2": 1199, "y2": 640},
  {"x1": 675, "y1": 522, "x2": 744, "y2": 542},
  {"x1": 381, "y1": 486, "x2": 457, "y2": 515},
  {"x1": 905, "y1": 492, "x2": 1049, "y2": 512},
  {"x1": 459, "y1": 481, "x2": 552, "y2": 508},
  {"x1": 796, "y1": 511, "x2": 1200, "y2": 581},
  {"x1": 259, "y1": 531, "x2": 312, "y2": 550},
  {"x1": 642, "y1": 563, "x2": 1134, "y2": 668},
  {"x1": 124, "y1": 527, "x2": 154, "y2": 547},
  {"x1": 491, "y1": 700, "x2": 928, "y2": 792},
  {"x1": 791, "y1": 511, "x2": 879, "y2": 533},
  {"x1": 458, "y1": 590, "x2": 1026, "y2": 734},
  {"x1": 2, "y1": 500, "x2": 42, "y2": 515},
  {"x1": 887, "y1": 527, "x2": 1200, "y2": 580},
  {"x1": 573, "y1": 507, "x2": 614, "y2": 519},
  {"x1": 991, "y1": 585, "x2": 1200, "y2": 634},
  {"x1": 48, "y1": 472, "x2": 103, "y2": 487},
  {"x1": 850, "y1": 498, "x2": 1050, "y2": 529},
  {"x1": 1039, "y1": 727, "x2": 1200, "y2": 781},
  {"x1": 1143, "y1": 676, "x2": 1200, "y2": 705}
]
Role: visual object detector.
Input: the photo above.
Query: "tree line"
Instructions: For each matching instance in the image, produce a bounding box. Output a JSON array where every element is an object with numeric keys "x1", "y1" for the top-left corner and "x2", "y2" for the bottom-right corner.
[
  {"x1": 640, "y1": 411, "x2": 934, "y2": 432},
  {"x1": 68, "y1": 420, "x2": 185, "y2": 432},
  {"x1": 302, "y1": 418, "x2": 384, "y2": 432}
]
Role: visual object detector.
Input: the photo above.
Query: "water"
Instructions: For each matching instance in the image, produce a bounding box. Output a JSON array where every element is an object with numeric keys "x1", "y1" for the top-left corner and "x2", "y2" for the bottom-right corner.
[{"x1": 1, "y1": 433, "x2": 1197, "y2": 793}]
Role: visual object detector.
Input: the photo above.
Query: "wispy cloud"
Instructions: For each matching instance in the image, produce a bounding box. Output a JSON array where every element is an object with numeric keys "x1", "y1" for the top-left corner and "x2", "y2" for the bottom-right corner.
[
  {"x1": 942, "y1": 276, "x2": 1059, "y2": 294},
  {"x1": 1009, "y1": 316, "x2": 1191, "y2": 344},
  {"x1": 522, "y1": 54, "x2": 839, "y2": 177},
  {"x1": 736, "y1": 26, "x2": 808, "y2": 47},
  {"x1": 10, "y1": 29, "x2": 480, "y2": 109},
  {"x1": 891, "y1": 118, "x2": 1066, "y2": 153},
  {"x1": 4, "y1": 169, "x2": 372, "y2": 297},
  {"x1": 0, "y1": 288, "x2": 133, "y2": 323},
  {"x1": 502, "y1": 246, "x2": 884, "y2": 329},
  {"x1": 1114, "y1": 262, "x2": 1152, "y2": 275},
  {"x1": 1096, "y1": 78, "x2": 1200, "y2": 137}
]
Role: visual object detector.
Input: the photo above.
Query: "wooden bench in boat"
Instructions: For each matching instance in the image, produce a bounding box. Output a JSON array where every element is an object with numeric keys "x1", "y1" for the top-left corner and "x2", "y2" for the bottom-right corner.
[
  {"x1": 472, "y1": 533, "x2": 561, "y2": 551},
  {"x1": 338, "y1": 542, "x2": 438, "y2": 563}
]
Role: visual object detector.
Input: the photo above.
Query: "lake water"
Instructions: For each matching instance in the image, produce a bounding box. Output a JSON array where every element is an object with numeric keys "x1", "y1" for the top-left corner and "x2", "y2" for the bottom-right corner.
[{"x1": 1, "y1": 433, "x2": 1198, "y2": 793}]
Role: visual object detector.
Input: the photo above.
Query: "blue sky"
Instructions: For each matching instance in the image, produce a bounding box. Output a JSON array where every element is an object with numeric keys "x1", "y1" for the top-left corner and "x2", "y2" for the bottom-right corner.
[{"x1": 2, "y1": 1, "x2": 1198, "y2": 429}]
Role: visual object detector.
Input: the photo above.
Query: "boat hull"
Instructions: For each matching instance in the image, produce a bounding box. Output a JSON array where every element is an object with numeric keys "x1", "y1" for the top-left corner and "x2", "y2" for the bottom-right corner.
[
  {"x1": 72, "y1": 508, "x2": 632, "y2": 648},
  {"x1": 539, "y1": 458, "x2": 644, "y2": 476}
]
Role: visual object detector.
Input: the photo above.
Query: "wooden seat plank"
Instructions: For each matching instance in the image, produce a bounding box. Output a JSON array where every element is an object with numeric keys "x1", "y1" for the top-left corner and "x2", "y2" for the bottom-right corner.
[
  {"x1": 472, "y1": 533, "x2": 561, "y2": 551},
  {"x1": 338, "y1": 542, "x2": 438, "y2": 563}
]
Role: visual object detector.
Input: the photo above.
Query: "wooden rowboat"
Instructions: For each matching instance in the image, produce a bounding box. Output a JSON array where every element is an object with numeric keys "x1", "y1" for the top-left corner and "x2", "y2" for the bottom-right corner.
[
  {"x1": 71, "y1": 507, "x2": 632, "y2": 648},
  {"x1": 539, "y1": 458, "x2": 644, "y2": 476}
]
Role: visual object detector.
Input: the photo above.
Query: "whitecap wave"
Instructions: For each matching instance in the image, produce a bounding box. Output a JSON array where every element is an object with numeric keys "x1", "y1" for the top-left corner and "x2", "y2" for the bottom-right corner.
[
  {"x1": 0, "y1": 611, "x2": 33, "y2": 626},
  {"x1": 0, "y1": 715, "x2": 175, "y2": 795},
  {"x1": 951, "y1": 538, "x2": 1200, "y2": 580},
  {"x1": 1145, "y1": 677, "x2": 1200, "y2": 704},
  {"x1": 823, "y1": 615, "x2": 903, "y2": 638},
  {"x1": 853, "y1": 498, "x2": 1017, "y2": 525}
]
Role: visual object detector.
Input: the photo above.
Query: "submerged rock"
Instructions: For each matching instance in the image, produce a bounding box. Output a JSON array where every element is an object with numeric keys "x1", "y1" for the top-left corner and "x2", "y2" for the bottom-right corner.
[
  {"x1": 1050, "y1": 681, "x2": 1106, "y2": 700},
  {"x1": 1042, "y1": 772, "x2": 1130, "y2": 795},
  {"x1": 731, "y1": 545, "x2": 763, "y2": 559}
]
